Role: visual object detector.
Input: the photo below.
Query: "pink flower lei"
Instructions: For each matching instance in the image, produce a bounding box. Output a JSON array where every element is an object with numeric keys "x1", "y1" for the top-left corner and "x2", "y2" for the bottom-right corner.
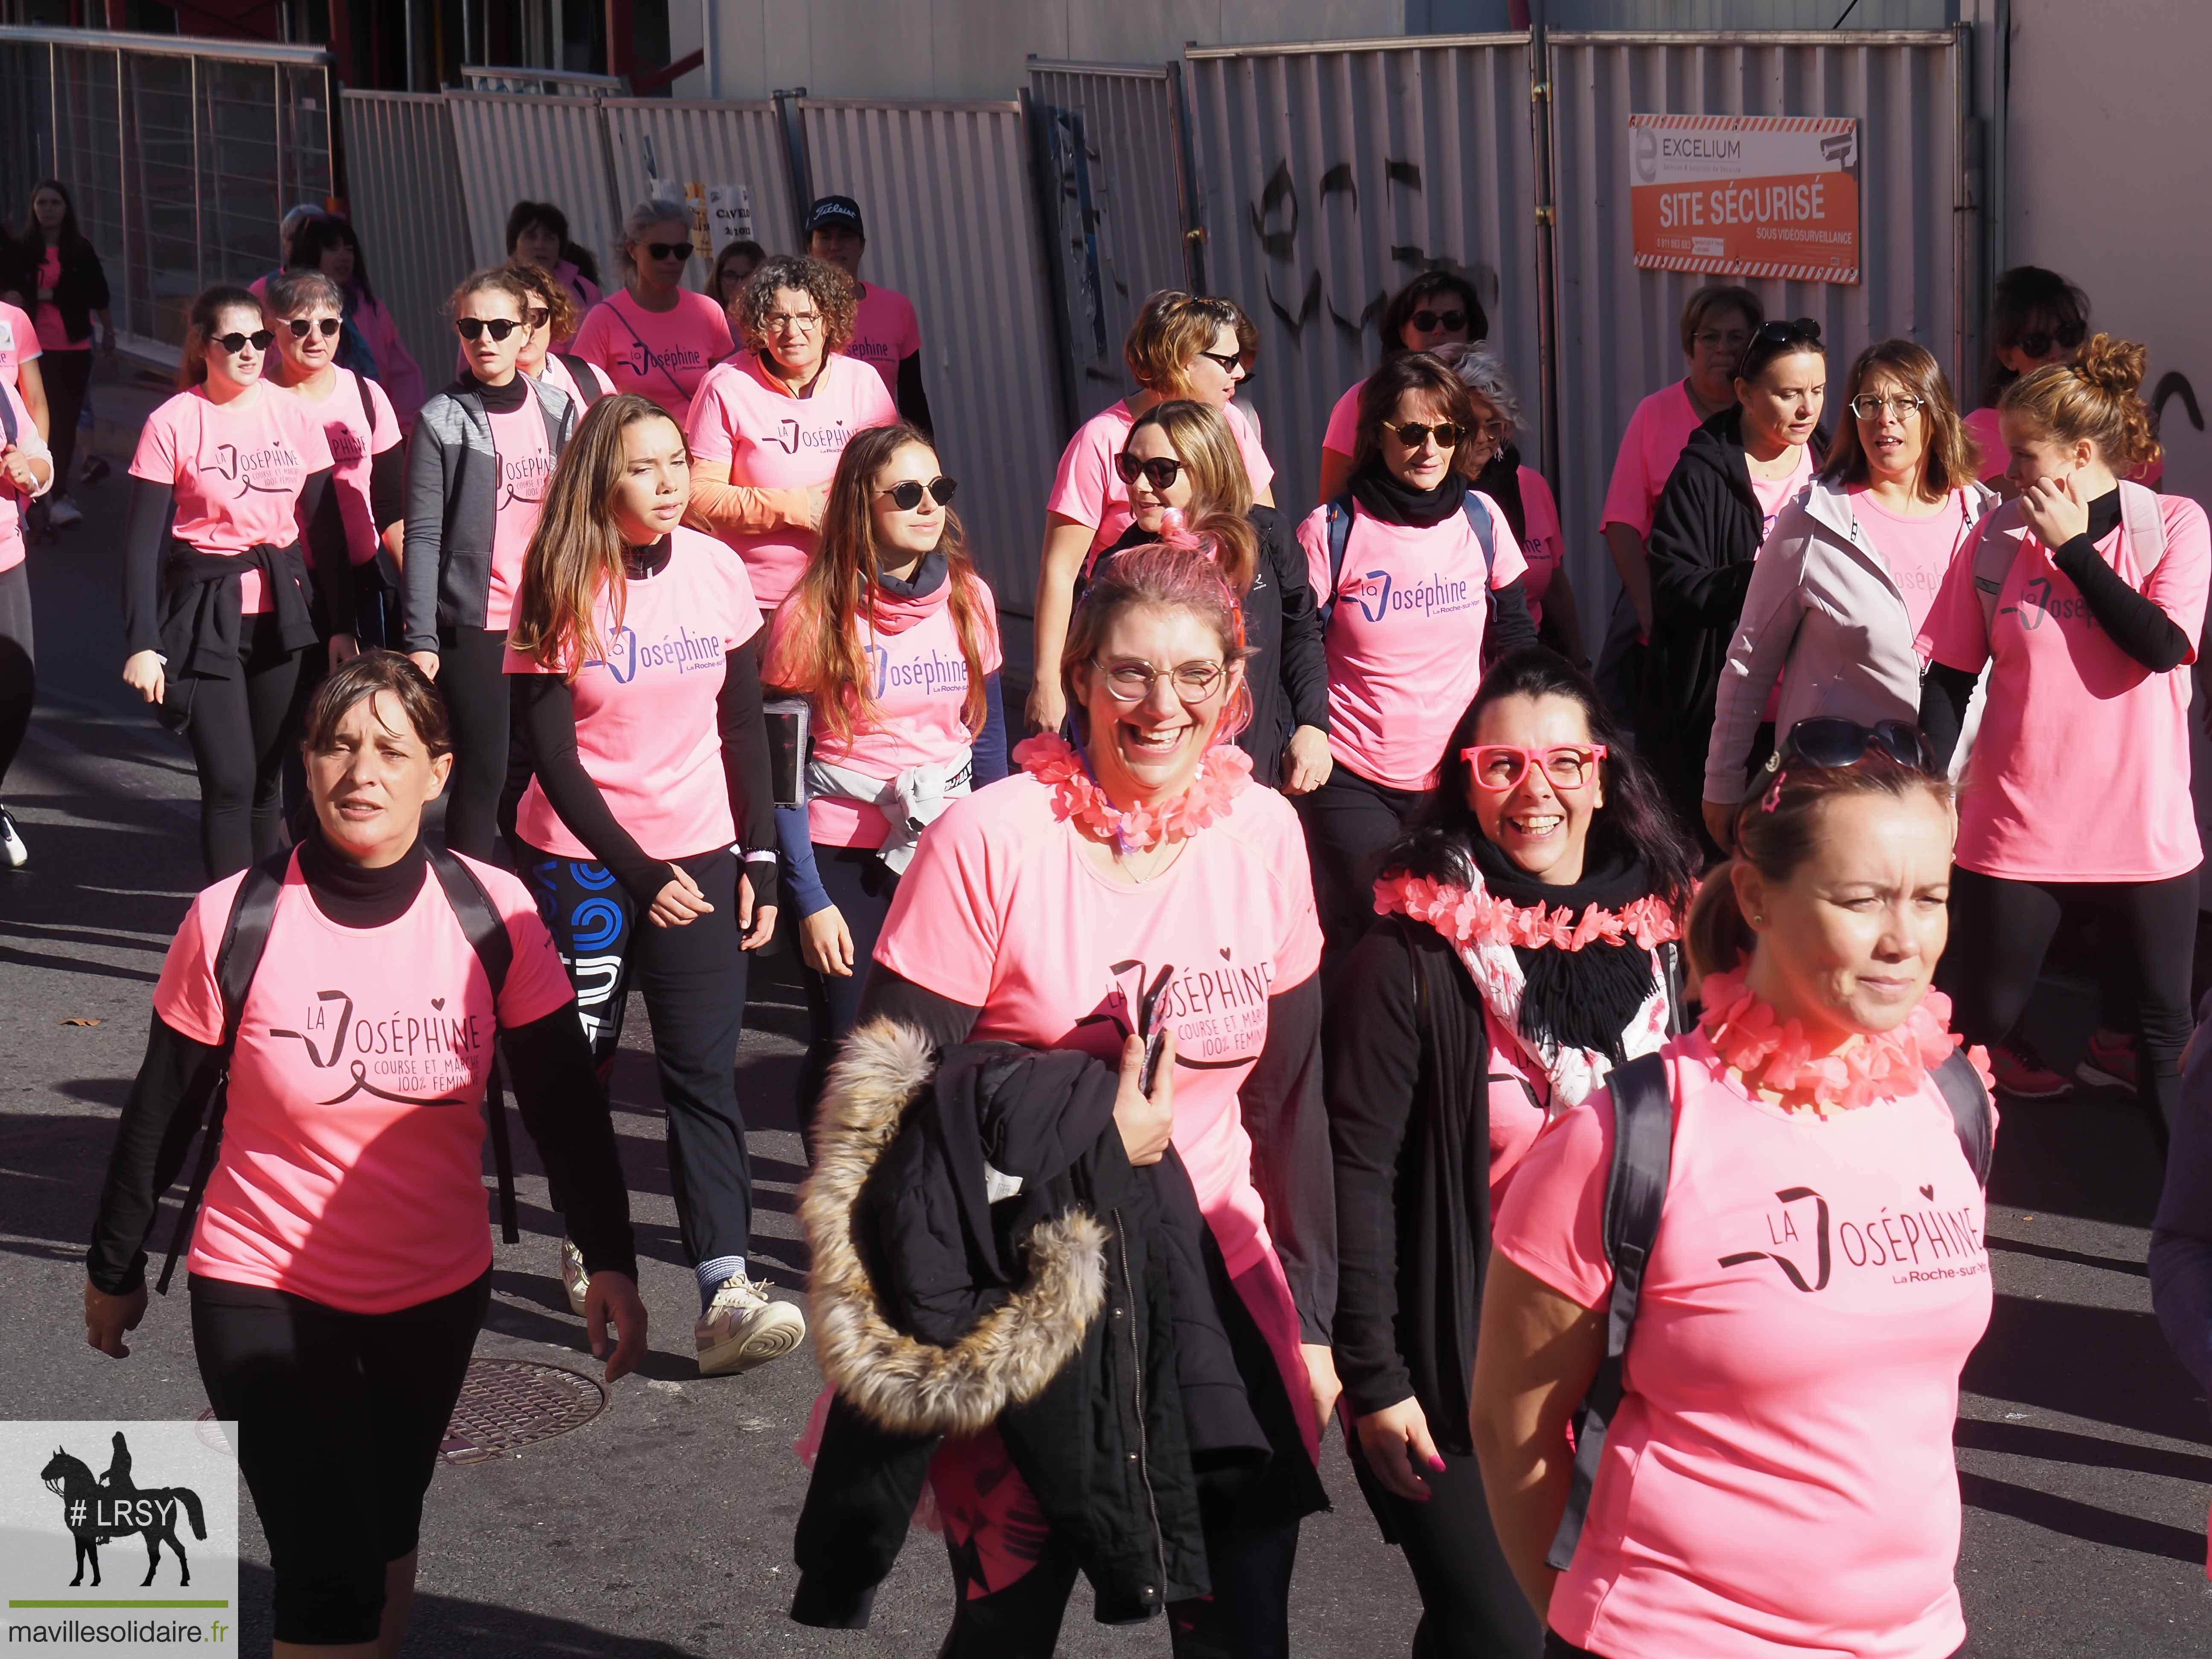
[
  {"x1": 1013, "y1": 732, "x2": 1252, "y2": 855},
  {"x1": 1697, "y1": 965, "x2": 1997, "y2": 1117},
  {"x1": 1371, "y1": 870, "x2": 1682, "y2": 954}
]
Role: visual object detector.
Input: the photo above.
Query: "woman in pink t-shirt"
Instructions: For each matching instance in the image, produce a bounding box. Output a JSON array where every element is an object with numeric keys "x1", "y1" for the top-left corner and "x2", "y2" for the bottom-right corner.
[
  {"x1": 506, "y1": 393, "x2": 797, "y2": 1379},
  {"x1": 122, "y1": 285, "x2": 350, "y2": 879},
  {"x1": 401, "y1": 265, "x2": 579, "y2": 862},
  {"x1": 1472, "y1": 740, "x2": 1995, "y2": 1659},
  {"x1": 1295, "y1": 352, "x2": 1538, "y2": 960},
  {"x1": 510, "y1": 261, "x2": 615, "y2": 414},
  {"x1": 1316, "y1": 269, "x2": 1487, "y2": 506},
  {"x1": 289, "y1": 215, "x2": 425, "y2": 427},
  {"x1": 684, "y1": 253, "x2": 897, "y2": 609},
  {"x1": 816, "y1": 542, "x2": 1338, "y2": 1646},
  {"x1": 763, "y1": 423, "x2": 1007, "y2": 1127},
  {"x1": 1329, "y1": 649, "x2": 1697, "y2": 1657},
  {"x1": 1030, "y1": 289, "x2": 1279, "y2": 732},
  {"x1": 570, "y1": 198, "x2": 734, "y2": 425},
  {"x1": 0, "y1": 371, "x2": 52, "y2": 867},
  {"x1": 1706, "y1": 339, "x2": 1995, "y2": 851},
  {"x1": 506, "y1": 198, "x2": 604, "y2": 343},
  {"x1": 85, "y1": 653, "x2": 644, "y2": 1655},
  {"x1": 16, "y1": 179, "x2": 111, "y2": 526},
  {"x1": 1921, "y1": 337, "x2": 2210, "y2": 1139}
]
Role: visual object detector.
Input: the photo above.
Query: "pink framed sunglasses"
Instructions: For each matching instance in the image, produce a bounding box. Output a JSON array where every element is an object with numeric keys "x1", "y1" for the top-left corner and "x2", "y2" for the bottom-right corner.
[{"x1": 1461, "y1": 743, "x2": 1607, "y2": 791}]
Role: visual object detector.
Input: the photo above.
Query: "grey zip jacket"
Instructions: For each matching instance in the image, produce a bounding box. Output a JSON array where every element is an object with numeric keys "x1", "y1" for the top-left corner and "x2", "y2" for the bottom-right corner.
[
  {"x1": 402, "y1": 374, "x2": 576, "y2": 654},
  {"x1": 1705, "y1": 474, "x2": 1996, "y2": 803}
]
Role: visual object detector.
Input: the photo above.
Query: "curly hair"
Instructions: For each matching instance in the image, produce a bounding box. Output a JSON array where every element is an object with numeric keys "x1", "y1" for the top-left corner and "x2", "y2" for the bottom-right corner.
[
  {"x1": 505, "y1": 259, "x2": 579, "y2": 343},
  {"x1": 732, "y1": 254, "x2": 857, "y2": 357},
  {"x1": 2000, "y1": 332, "x2": 2161, "y2": 473}
]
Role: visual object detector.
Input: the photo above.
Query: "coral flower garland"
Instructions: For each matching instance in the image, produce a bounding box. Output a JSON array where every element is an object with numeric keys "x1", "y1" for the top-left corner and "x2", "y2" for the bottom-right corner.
[
  {"x1": 1372, "y1": 870, "x2": 1682, "y2": 954},
  {"x1": 1013, "y1": 733, "x2": 1252, "y2": 854},
  {"x1": 1697, "y1": 966, "x2": 1997, "y2": 1117}
]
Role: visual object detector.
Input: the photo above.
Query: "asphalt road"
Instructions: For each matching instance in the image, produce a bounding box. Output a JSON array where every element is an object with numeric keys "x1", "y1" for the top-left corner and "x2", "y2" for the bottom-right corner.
[{"x1": 3, "y1": 367, "x2": 2209, "y2": 1656}]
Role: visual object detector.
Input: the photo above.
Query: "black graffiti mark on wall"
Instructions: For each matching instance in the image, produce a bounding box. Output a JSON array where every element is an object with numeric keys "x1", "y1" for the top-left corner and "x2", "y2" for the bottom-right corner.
[{"x1": 2153, "y1": 371, "x2": 2204, "y2": 433}]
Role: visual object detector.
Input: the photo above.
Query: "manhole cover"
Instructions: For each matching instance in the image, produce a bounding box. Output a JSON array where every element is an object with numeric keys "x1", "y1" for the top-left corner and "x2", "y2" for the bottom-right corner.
[{"x1": 196, "y1": 1357, "x2": 607, "y2": 1466}]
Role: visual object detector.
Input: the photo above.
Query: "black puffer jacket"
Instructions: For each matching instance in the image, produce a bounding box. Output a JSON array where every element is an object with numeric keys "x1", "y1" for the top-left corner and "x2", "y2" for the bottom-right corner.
[{"x1": 792, "y1": 1022, "x2": 1271, "y2": 1630}]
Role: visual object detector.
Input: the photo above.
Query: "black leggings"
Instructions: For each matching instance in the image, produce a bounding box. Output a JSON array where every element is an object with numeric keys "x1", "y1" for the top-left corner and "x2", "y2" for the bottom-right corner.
[
  {"x1": 1938, "y1": 865, "x2": 2199, "y2": 1143},
  {"x1": 181, "y1": 611, "x2": 304, "y2": 879},
  {"x1": 40, "y1": 346, "x2": 91, "y2": 497},
  {"x1": 0, "y1": 561, "x2": 31, "y2": 793},
  {"x1": 190, "y1": 1269, "x2": 488, "y2": 1647},
  {"x1": 1348, "y1": 1435, "x2": 1543, "y2": 1658},
  {"x1": 1298, "y1": 763, "x2": 1421, "y2": 964},
  {"x1": 527, "y1": 846, "x2": 754, "y2": 1290},
  {"x1": 795, "y1": 844, "x2": 899, "y2": 1147},
  {"x1": 439, "y1": 624, "x2": 509, "y2": 862}
]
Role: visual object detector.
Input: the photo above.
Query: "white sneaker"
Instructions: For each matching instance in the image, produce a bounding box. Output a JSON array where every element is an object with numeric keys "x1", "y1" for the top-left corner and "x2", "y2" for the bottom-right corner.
[
  {"x1": 695, "y1": 1274, "x2": 805, "y2": 1377},
  {"x1": 0, "y1": 807, "x2": 25, "y2": 868},
  {"x1": 559, "y1": 1237, "x2": 590, "y2": 1316},
  {"x1": 46, "y1": 498, "x2": 81, "y2": 527}
]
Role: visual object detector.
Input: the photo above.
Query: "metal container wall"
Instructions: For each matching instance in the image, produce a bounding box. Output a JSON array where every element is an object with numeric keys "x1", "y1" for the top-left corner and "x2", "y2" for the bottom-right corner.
[
  {"x1": 1548, "y1": 0, "x2": 1953, "y2": 26},
  {"x1": 1184, "y1": 35, "x2": 1545, "y2": 522},
  {"x1": 1546, "y1": 29, "x2": 1969, "y2": 627},
  {"x1": 444, "y1": 90, "x2": 623, "y2": 275},
  {"x1": 1027, "y1": 61, "x2": 1195, "y2": 406},
  {"x1": 600, "y1": 97, "x2": 803, "y2": 289},
  {"x1": 341, "y1": 91, "x2": 475, "y2": 389},
  {"x1": 0, "y1": 42, "x2": 54, "y2": 227},
  {"x1": 799, "y1": 100, "x2": 1066, "y2": 614}
]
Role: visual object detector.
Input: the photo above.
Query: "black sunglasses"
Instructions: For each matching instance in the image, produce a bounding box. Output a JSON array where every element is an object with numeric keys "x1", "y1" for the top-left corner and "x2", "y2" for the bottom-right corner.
[
  {"x1": 1410, "y1": 308, "x2": 1468, "y2": 333},
  {"x1": 1771, "y1": 717, "x2": 1939, "y2": 776},
  {"x1": 1115, "y1": 452, "x2": 1183, "y2": 490},
  {"x1": 284, "y1": 317, "x2": 341, "y2": 340},
  {"x1": 2014, "y1": 321, "x2": 2087, "y2": 358},
  {"x1": 643, "y1": 241, "x2": 691, "y2": 262},
  {"x1": 211, "y1": 329, "x2": 275, "y2": 354},
  {"x1": 1388, "y1": 420, "x2": 1463, "y2": 448},
  {"x1": 881, "y1": 476, "x2": 958, "y2": 510},
  {"x1": 1753, "y1": 317, "x2": 1824, "y2": 348},
  {"x1": 454, "y1": 317, "x2": 521, "y2": 342},
  {"x1": 524, "y1": 307, "x2": 550, "y2": 329},
  {"x1": 1195, "y1": 348, "x2": 1246, "y2": 376}
]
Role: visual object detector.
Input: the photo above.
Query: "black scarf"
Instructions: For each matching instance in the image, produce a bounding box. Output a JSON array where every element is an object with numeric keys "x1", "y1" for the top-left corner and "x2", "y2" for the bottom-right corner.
[
  {"x1": 1466, "y1": 830, "x2": 1661, "y2": 1065},
  {"x1": 623, "y1": 535, "x2": 672, "y2": 580},
  {"x1": 1350, "y1": 457, "x2": 1464, "y2": 528},
  {"x1": 1472, "y1": 444, "x2": 1528, "y2": 546},
  {"x1": 876, "y1": 547, "x2": 948, "y2": 600}
]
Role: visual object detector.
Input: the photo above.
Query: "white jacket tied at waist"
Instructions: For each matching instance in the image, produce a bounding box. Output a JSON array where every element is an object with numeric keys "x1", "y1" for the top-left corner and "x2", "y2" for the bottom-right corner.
[{"x1": 805, "y1": 753, "x2": 973, "y2": 875}]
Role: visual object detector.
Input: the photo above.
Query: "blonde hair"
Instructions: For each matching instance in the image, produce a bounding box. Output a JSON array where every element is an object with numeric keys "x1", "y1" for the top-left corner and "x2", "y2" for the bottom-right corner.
[
  {"x1": 1999, "y1": 332, "x2": 2161, "y2": 472},
  {"x1": 448, "y1": 265, "x2": 531, "y2": 321},
  {"x1": 615, "y1": 197, "x2": 691, "y2": 282},
  {"x1": 1123, "y1": 291, "x2": 1240, "y2": 399},
  {"x1": 1123, "y1": 400, "x2": 1259, "y2": 594}
]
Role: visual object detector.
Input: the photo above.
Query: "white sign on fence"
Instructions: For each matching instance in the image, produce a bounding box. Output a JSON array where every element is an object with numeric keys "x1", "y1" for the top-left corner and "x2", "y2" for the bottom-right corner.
[{"x1": 705, "y1": 184, "x2": 755, "y2": 250}]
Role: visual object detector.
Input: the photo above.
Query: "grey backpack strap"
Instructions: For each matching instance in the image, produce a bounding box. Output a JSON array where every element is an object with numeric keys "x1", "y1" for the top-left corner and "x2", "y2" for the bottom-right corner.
[
  {"x1": 1461, "y1": 489, "x2": 1497, "y2": 581},
  {"x1": 425, "y1": 846, "x2": 520, "y2": 1241},
  {"x1": 0, "y1": 378, "x2": 17, "y2": 446},
  {"x1": 1931, "y1": 1046, "x2": 1995, "y2": 1188},
  {"x1": 1319, "y1": 495, "x2": 1355, "y2": 626},
  {"x1": 1546, "y1": 1051, "x2": 1673, "y2": 1570}
]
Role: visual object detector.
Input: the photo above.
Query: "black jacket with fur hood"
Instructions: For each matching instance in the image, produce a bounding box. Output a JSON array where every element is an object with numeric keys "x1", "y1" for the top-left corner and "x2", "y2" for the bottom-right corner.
[{"x1": 793, "y1": 1022, "x2": 1286, "y2": 1630}]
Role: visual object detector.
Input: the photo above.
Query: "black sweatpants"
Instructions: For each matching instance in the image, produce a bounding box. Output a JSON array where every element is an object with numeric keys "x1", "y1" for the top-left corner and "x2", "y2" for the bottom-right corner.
[
  {"x1": 1938, "y1": 865, "x2": 2199, "y2": 1143},
  {"x1": 182, "y1": 611, "x2": 304, "y2": 879},
  {"x1": 1348, "y1": 1435, "x2": 1543, "y2": 1659},
  {"x1": 190, "y1": 1269, "x2": 488, "y2": 1646},
  {"x1": 795, "y1": 844, "x2": 900, "y2": 1146},
  {"x1": 39, "y1": 346, "x2": 91, "y2": 500},
  {"x1": 0, "y1": 562, "x2": 31, "y2": 794},
  {"x1": 1298, "y1": 762, "x2": 1421, "y2": 965},
  {"x1": 439, "y1": 624, "x2": 509, "y2": 863},
  {"x1": 527, "y1": 845, "x2": 754, "y2": 1291}
]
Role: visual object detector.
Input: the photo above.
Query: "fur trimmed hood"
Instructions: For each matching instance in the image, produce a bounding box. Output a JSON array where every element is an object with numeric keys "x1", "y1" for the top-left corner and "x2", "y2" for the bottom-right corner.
[{"x1": 800, "y1": 1019, "x2": 1108, "y2": 1438}]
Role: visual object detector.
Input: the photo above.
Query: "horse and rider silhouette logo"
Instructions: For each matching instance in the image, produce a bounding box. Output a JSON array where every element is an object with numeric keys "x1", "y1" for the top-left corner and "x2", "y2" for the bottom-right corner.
[{"x1": 38, "y1": 1431, "x2": 207, "y2": 1587}]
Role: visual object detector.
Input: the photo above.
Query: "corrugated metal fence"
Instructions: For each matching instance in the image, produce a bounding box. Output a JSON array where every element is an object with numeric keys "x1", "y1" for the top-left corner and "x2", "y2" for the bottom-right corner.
[
  {"x1": 444, "y1": 90, "x2": 624, "y2": 274},
  {"x1": 600, "y1": 98, "x2": 802, "y2": 264},
  {"x1": 338, "y1": 92, "x2": 471, "y2": 393}
]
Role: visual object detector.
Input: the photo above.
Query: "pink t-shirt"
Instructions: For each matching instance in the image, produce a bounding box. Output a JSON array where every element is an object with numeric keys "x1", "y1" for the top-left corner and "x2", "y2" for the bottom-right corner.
[
  {"x1": 846, "y1": 282, "x2": 921, "y2": 396},
  {"x1": 1748, "y1": 445, "x2": 1815, "y2": 542},
  {"x1": 1321, "y1": 376, "x2": 1363, "y2": 457},
  {"x1": 292, "y1": 370, "x2": 400, "y2": 568},
  {"x1": 874, "y1": 770, "x2": 1323, "y2": 1282},
  {"x1": 571, "y1": 287, "x2": 735, "y2": 425},
  {"x1": 0, "y1": 300, "x2": 40, "y2": 390},
  {"x1": 1299, "y1": 496, "x2": 1529, "y2": 792},
  {"x1": 1495, "y1": 1030, "x2": 1992, "y2": 1659},
  {"x1": 1851, "y1": 486, "x2": 1968, "y2": 639},
  {"x1": 1518, "y1": 466, "x2": 1564, "y2": 624},
  {"x1": 130, "y1": 383, "x2": 336, "y2": 616},
  {"x1": 484, "y1": 397, "x2": 554, "y2": 632},
  {"x1": 1918, "y1": 492, "x2": 2211, "y2": 882},
  {"x1": 507, "y1": 526, "x2": 764, "y2": 861},
  {"x1": 766, "y1": 572, "x2": 1004, "y2": 849},
  {"x1": 1601, "y1": 379, "x2": 1704, "y2": 539},
  {"x1": 684, "y1": 351, "x2": 897, "y2": 608},
  {"x1": 158, "y1": 851, "x2": 576, "y2": 1315},
  {"x1": 33, "y1": 248, "x2": 81, "y2": 352},
  {"x1": 0, "y1": 377, "x2": 45, "y2": 574},
  {"x1": 538, "y1": 353, "x2": 613, "y2": 405},
  {"x1": 1046, "y1": 399, "x2": 1276, "y2": 553}
]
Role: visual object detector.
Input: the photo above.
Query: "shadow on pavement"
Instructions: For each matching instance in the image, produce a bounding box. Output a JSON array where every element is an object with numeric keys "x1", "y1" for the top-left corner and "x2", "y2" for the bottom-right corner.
[
  {"x1": 1957, "y1": 1471, "x2": 2206, "y2": 1565},
  {"x1": 1966, "y1": 1292, "x2": 2212, "y2": 1445}
]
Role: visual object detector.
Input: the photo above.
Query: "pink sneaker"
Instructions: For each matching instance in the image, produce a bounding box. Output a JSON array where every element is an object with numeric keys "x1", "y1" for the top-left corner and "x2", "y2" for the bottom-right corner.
[{"x1": 1992, "y1": 1041, "x2": 2073, "y2": 1101}]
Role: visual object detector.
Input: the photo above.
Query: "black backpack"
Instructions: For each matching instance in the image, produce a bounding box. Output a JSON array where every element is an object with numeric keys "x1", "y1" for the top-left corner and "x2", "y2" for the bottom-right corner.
[
  {"x1": 156, "y1": 844, "x2": 521, "y2": 1292},
  {"x1": 1543, "y1": 1044, "x2": 1995, "y2": 1569}
]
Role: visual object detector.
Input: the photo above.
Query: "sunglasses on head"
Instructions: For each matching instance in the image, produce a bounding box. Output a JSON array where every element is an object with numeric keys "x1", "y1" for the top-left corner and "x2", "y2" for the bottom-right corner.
[
  {"x1": 1754, "y1": 317, "x2": 1824, "y2": 347},
  {"x1": 881, "y1": 476, "x2": 958, "y2": 510},
  {"x1": 1410, "y1": 308, "x2": 1468, "y2": 333},
  {"x1": 2014, "y1": 321, "x2": 2087, "y2": 358},
  {"x1": 454, "y1": 317, "x2": 520, "y2": 342},
  {"x1": 212, "y1": 329, "x2": 275, "y2": 354},
  {"x1": 1770, "y1": 717, "x2": 1939, "y2": 775},
  {"x1": 284, "y1": 317, "x2": 341, "y2": 341},
  {"x1": 643, "y1": 241, "x2": 691, "y2": 262},
  {"x1": 1462, "y1": 743, "x2": 1607, "y2": 792},
  {"x1": 1388, "y1": 420, "x2": 1462, "y2": 449},
  {"x1": 1115, "y1": 452, "x2": 1183, "y2": 490}
]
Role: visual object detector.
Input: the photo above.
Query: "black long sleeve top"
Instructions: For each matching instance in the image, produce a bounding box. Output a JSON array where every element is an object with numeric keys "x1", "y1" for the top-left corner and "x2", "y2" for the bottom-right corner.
[{"x1": 123, "y1": 462, "x2": 352, "y2": 657}]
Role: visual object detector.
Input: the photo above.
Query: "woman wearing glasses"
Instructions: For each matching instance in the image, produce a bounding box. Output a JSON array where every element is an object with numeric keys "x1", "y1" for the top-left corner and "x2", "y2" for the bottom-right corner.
[
  {"x1": 1472, "y1": 726, "x2": 1994, "y2": 1659},
  {"x1": 1965, "y1": 267, "x2": 2090, "y2": 487},
  {"x1": 1703, "y1": 341, "x2": 1992, "y2": 853},
  {"x1": 509, "y1": 261, "x2": 616, "y2": 410},
  {"x1": 1296, "y1": 352, "x2": 1538, "y2": 960},
  {"x1": 401, "y1": 267, "x2": 578, "y2": 862},
  {"x1": 1316, "y1": 271, "x2": 1489, "y2": 506},
  {"x1": 1030, "y1": 290, "x2": 1277, "y2": 734},
  {"x1": 122, "y1": 286, "x2": 349, "y2": 879},
  {"x1": 797, "y1": 540, "x2": 1337, "y2": 1654},
  {"x1": 685, "y1": 255, "x2": 896, "y2": 613},
  {"x1": 570, "y1": 199, "x2": 733, "y2": 426},
  {"x1": 763, "y1": 424, "x2": 1007, "y2": 1129},
  {"x1": 1096, "y1": 399, "x2": 1330, "y2": 792},
  {"x1": 1329, "y1": 649, "x2": 1695, "y2": 1659},
  {"x1": 1640, "y1": 318, "x2": 1828, "y2": 856}
]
